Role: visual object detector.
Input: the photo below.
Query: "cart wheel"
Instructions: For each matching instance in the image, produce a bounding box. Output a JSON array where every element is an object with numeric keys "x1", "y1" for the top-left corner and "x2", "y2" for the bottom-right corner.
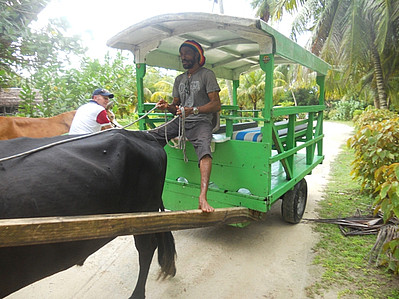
[{"x1": 281, "y1": 178, "x2": 307, "y2": 224}]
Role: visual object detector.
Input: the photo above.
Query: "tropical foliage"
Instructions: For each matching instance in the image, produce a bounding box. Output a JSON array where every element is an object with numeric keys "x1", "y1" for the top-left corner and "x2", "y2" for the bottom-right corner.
[
  {"x1": 348, "y1": 108, "x2": 399, "y2": 192},
  {"x1": 251, "y1": 0, "x2": 399, "y2": 111},
  {"x1": 325, "y1": 99, "x2": 366, "y2": 121},
  {"x1": 17, "y1": 52, "x2": 137, "y2": 118},
  {"x1": 0, "y1": 0, "x2": 86, "y2": 88},
  {"x1": 348, "y1": 107, "x2": 399, "y2": 273},
  {"x1": 374, "y1": 162, "x2": 399, "y2": 274},
  {"x1": 0, "y1": 0, "x2": 177, "y2": 120},
  {"x1": 238, "y1": 70, "x2": 265, "y2": 110}
]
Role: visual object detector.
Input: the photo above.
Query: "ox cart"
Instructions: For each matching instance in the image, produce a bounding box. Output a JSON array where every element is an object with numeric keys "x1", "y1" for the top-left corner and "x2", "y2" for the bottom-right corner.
[
  {"x1": 107, "y1": 12, "x2": 330, "y2": 224},
  {"x1": 0, "y1": 12, "x2": 330, "y2": 245}
]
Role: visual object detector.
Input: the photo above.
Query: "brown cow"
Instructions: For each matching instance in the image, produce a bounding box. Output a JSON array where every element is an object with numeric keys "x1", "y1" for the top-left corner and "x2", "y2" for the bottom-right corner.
[
  {"x1": 0, "y1": 108, "x2": 122, "y2": 140},
  {"x1": 0, "y1": 111, "x2": 76, "y2": 140}
]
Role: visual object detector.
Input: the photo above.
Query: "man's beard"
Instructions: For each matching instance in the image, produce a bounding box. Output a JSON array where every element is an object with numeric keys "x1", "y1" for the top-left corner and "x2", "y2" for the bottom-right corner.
[{"x1": 182, "y1": 59, "x2": 195, "y2": 69}]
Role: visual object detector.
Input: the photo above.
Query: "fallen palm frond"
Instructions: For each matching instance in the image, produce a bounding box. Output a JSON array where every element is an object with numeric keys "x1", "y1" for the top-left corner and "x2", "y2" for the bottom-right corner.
[
  {"x1": 304, "y1": 210, "x2": 399, "y2": 271},
  {"x1": 304, "y1": 210, "x2": 397, "y2": 236}
]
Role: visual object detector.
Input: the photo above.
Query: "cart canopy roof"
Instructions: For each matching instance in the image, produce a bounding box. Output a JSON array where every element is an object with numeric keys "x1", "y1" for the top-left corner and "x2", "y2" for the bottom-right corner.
[{"x1": 107, "y1": 12, "x2": 329, "y2": 80}]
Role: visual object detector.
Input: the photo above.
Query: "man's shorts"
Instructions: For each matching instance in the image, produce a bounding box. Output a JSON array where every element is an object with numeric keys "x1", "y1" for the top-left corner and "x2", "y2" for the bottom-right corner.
[{"x1": 148, "y1": 117, "x2": 213, "y2": 164}]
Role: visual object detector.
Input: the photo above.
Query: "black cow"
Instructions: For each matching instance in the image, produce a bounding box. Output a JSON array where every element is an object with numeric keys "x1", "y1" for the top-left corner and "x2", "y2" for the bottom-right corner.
[{"x1": 0, "y1": 129, "x2": 176, "y2": 298}]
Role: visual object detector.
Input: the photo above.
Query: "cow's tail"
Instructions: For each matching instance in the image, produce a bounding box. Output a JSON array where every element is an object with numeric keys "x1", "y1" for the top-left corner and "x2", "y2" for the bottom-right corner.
[{"x1": 156, "y1": 231, "x2": 177, "y2": 280}]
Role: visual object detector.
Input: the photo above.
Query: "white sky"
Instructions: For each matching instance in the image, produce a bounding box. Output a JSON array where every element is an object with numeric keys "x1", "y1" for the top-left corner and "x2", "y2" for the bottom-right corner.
[{"x1": 35, "y1": 0, "x2": 297, "y2": 62}]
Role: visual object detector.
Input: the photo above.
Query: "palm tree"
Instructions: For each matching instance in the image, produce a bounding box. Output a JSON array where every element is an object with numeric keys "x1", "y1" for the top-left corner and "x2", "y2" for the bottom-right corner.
[
  {"x1": 238, "y1": 70, "x2": 265, "y2": 110},
  {"x1": 251, "y1": 0, "x2": 399, "y2": 110},
  {"x1": 238, "y1": 67, "x2": 299, "y2": 109},
  {"x1": 149, "y1": 81, "x2": 173, "y2": 103}
]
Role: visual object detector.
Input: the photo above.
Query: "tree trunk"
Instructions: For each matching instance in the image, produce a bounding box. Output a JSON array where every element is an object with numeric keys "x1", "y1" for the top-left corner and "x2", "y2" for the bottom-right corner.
[
  {"x1": 373, "y1": 88, "x2": 380, "y2": 109},
  {"x1": 370, "y1": 42, "x2": 388, "y2": 109},
  {"x1": 291, "y1": 89, "x2": 297, "y2": 106}
]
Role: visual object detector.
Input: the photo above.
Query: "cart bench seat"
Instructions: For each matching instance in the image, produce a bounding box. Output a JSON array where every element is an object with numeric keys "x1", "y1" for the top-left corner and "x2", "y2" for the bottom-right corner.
[{"x1": 212, "y1": 121, "x2": 308, "y2": 143}]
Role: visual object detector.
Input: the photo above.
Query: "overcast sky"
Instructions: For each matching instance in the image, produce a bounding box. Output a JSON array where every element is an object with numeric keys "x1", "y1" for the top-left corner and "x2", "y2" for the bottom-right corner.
[{"x1": 35, "y1": 0, "x2": 273, "y2": 60}]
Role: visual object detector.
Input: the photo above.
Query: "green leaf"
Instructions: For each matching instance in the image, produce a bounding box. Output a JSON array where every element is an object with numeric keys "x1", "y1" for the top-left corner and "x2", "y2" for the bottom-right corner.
[{"x1": 380, "y1": 184, "x2": 390, "y2": 199}]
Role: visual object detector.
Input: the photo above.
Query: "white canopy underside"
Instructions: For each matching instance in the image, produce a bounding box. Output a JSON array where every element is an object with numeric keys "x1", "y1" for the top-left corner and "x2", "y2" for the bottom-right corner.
[{"x1": 107, "y1": 13, "x2": 329, "y2": 80}]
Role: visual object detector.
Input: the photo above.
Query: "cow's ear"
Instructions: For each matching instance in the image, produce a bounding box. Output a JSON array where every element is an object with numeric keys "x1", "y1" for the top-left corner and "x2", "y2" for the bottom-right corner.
[{"x1": 106, "y1": 101, "x2": 114, "y2": 110}]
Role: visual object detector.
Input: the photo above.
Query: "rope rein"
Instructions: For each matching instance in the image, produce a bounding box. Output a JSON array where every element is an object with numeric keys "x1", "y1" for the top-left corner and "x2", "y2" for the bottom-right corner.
[
  {"x1": 121, "y1": 106, "x2": 157, "y2": 129},
  {"x1": 0, "y1": 106, "x2": 158, "y2": 163},
  {"x1": 0, "y1": 106, "x2": 191, "y2": 163},
  {"x1": 164, "y1": 106, "x2": 188, "y2": 163}
]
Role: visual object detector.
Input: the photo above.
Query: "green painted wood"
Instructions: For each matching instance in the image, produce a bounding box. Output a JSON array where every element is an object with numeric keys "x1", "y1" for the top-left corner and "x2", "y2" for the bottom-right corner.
[
  {"x1": 221, "y1": 115, "x2": 266, "y2": 122},
  {"x1": 259, "y1": 53, "x2": 274, "y2": 194},
  {"x1": 271, "y1": 125, "x2": 293, "y2": 180},
  {"x1": 269, "y1": 134, "x2": 324, "y2": 164},
  {"x1": 232, "y1": 79, "x2": 239, "y2": 105},
  {"x1": 306, "y1": 113, "x2": 315, "y2": 165},
  {"x1": 316, "y1": 76, "x2": 325, "y2": 157},
  {"x1": 257, "y1": 20, "x2": 330, "y2": 75},
  {"x1": 163, "y1": 181, "x2": 268, "y2": 212},
  {"x1": 163, "y1": 143, "x2": 324, "y2": 213},
  {"x1": 286, "y1": 114, "x2": 296, "y2": 173},
  {"x1": 136, "y1": 63, "x2": 147, "y2": 130},
  {"x1": 317, "y1": 75, "x2": 326, "y2": 105},
  {"x1": 269, "y1": 154, "x2": 324, "y2": 202},
  {"x1": 225, "y1": 118, "x2": 234, "y2": 138},
  {"x1": 272, "y1": 105, "x2": 325, "y2": 116},
  {"x1": 165, "y1": 140, "x2": 271, "y2": 198},
  {"x1": 260, "y1": 54, "x2": 273, "y2": 124}
]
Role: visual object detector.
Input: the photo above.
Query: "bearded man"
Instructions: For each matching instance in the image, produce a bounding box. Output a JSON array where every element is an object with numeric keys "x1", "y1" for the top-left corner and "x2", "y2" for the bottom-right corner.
[{"x1": 150, "y1": 40, "x2": 221, "y2": 212}]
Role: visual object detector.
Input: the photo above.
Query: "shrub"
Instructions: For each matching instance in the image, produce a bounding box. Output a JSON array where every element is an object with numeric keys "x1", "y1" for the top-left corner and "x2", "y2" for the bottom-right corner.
[
  {"x1": 348, "y1": 107, "x2": 399, "y2": 274},
  {"x1": 374, "y1": 163, "x2": 399, "y2": 223},
  {"x1": 327, "y1": 109, "x2": 338, "y2": 120},
  {"x1": 352, "y1": 109, "x2": 363, "y2": 122},
  {"x1": 331, "y1": 99, "x2": 365, "y2": 121},
  {"x1": 354, "y1": 106, "x2": 397, "y2": 129},
  {"x1": 348, "y1": 108, "x2": 399, "y2": 191},
  {"x1": 374, "y1": 163, "x2": 399, "y2": 274}
]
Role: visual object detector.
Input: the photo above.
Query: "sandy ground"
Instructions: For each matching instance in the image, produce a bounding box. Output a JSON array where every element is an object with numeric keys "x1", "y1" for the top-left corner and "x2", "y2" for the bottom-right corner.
[{"x1": 7, "y1": 121, "x2": 354, "y2": 299}]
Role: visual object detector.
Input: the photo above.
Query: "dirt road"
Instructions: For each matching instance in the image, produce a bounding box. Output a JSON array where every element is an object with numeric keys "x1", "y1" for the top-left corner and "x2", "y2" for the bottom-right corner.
[{"x1": 8, "y1": 122, "x2": 353, "y2": 299}]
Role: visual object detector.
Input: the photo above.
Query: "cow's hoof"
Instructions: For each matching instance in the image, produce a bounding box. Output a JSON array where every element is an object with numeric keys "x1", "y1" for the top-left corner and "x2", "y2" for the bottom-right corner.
[{"x1": 76, "y1": 258, "x2": 87, "y2": 266}]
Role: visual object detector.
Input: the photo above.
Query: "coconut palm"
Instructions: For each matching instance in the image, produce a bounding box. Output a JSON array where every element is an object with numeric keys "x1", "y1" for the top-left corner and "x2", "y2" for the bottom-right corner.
[
  {"x1": 149, "y1": 81, "x2": 173, "y2": 103},
  {"x1": 238, "y1": 67, "x2": 299, "y2": 109},
  {"x1": 251, "y1": 0, "x2": 399, "y2": 109},
  {"x1": 238, "y1": 70, "x2": 265, "y2": 110}
]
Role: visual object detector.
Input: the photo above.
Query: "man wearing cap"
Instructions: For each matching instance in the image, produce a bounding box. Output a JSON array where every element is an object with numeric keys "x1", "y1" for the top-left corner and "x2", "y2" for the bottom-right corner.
[
  {"x1": 69, "y1": 88, "x2": 114, "y2": 134},
  {"x1": 151, "y1": 40, "x2": 221, "y2": 213}
]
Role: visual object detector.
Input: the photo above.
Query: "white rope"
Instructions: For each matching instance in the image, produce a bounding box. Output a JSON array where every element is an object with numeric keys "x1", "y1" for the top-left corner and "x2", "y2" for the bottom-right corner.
[
  {"x1": 179, "y1": 107, "x2": 188, "y2": 163},
  {"x1": 0, "y1": 106, "x2": 158, "y2": 163},
  {"x1": 164, "y1": 106, "x2": 188, "y2": 163},
  {"x1": 122, "y1": 106, "x2": 157, "y2": 129},
  {"x1": 0, "y1": 130, "x2": 107, "y2": 163}
]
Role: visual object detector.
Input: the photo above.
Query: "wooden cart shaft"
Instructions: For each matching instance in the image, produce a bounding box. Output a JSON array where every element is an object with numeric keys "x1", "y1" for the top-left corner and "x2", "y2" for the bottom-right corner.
[{"x1": 0, "y1": 207, "x2": 260, "y2": 247}]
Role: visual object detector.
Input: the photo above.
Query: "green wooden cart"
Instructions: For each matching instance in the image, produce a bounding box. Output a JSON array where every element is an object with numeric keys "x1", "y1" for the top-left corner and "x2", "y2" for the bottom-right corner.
[{"x1": 107, "y1": 12, "x2": 330, "y2": 224}]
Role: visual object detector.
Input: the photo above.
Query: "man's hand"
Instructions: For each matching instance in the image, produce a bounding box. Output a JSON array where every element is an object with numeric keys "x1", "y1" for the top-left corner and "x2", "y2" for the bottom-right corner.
[
  {"x1": 156, "y1": 98, "x2": 179, "y2": 115},
  {"x1": 155, "y1": 98, "x2": 169, "y2": 110},
  {"x1": 176, "y1": 107, "x2": 195, "y2": 116}
]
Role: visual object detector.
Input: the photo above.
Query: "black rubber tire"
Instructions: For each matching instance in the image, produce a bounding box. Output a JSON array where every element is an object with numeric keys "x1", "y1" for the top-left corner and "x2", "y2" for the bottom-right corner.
[{"x1": 281, "y1": 178, "x2": 308, "y2": 224}]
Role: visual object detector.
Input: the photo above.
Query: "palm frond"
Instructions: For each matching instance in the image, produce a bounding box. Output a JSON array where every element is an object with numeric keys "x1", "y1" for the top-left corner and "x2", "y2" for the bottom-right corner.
[{"x1": 290, "y1": 0, "x2": 320, "y2": 42}]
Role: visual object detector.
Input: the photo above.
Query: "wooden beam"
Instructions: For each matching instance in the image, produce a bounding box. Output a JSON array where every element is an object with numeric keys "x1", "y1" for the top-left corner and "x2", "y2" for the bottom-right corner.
[{"x1": 0, "y1": 207, "x2": 260, "y2": 247}]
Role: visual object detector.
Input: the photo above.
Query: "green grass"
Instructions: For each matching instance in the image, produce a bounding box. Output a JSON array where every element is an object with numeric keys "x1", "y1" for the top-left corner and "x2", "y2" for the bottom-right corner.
[{"x1": 306, "y1": 143, "x2": 399, "y2": 298}]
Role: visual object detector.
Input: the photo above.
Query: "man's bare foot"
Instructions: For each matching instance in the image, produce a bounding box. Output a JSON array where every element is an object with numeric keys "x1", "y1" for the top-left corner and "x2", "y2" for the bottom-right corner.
[{"x1": 199, "y1": 196, "x2": 214, "y2": 212}]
